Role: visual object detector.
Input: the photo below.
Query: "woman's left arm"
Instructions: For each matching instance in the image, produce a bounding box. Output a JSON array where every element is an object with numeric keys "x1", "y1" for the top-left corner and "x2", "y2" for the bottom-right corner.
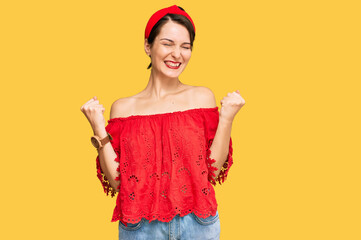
[{"x1": 209, "y1": 90, "x2": 246, "y2": 181}]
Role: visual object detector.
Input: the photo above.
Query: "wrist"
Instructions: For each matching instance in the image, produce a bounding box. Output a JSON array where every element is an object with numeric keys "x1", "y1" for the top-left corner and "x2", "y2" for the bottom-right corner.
[
  {"x1": 93, "y1": 127, "x2": 107, "y2": 138},
  {"x1": 219, "y1": 115, "x2": 233, "y2": 125}
]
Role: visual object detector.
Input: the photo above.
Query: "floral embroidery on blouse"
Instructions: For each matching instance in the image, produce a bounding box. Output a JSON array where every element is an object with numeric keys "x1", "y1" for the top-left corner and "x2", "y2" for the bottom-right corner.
[{"x1": 95, "y1": 107, "x2": 233, "y2": 226}]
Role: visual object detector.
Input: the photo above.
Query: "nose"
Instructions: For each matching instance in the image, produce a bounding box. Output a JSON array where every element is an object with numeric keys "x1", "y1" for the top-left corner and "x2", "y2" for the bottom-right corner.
[{"x1": 171, "y1": 46, "x2": 181, "y2": 59}]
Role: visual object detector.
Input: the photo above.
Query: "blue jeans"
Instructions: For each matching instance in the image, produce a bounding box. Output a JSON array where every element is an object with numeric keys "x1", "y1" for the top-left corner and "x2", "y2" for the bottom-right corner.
[{"x1": 118, "y1": 210, "x2": 221, "y2": 240}]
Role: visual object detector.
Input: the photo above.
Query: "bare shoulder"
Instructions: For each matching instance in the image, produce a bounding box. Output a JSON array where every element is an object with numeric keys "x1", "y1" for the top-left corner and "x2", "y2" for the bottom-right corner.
[
  {"x1": 109, "y1": 97, "x2": 135, "y2": 119},
  {"x1": 190, "y1": 86, "x2": 217, "y2": 108}
]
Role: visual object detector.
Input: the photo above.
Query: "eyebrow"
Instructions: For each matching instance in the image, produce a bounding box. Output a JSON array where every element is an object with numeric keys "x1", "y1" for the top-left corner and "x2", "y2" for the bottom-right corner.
[{"x1": 160, "y1": 38, "x2": 191, "y2": 45}]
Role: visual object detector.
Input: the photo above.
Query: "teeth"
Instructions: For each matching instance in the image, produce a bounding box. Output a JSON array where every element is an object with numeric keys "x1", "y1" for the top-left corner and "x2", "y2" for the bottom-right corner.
[{"x1": 165, "y1": 61, "x2": 180, "y2": 67}]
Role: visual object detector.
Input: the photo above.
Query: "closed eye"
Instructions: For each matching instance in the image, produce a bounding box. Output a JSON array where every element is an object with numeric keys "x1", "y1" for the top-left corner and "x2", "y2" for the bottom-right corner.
[{"x1": 163, "y1": 43, "x2": 190, "y2": 48}]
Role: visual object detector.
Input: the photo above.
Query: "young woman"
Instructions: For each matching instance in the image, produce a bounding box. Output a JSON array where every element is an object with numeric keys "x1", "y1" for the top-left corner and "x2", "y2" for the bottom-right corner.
[{"x1": 81, "y1": 5, "x2": 245, "y2": 240}]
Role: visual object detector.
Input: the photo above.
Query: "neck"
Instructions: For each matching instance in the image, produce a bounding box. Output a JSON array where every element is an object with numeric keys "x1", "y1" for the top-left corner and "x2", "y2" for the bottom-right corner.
[{"x1": 143, "y1": 69, "x2": 183, "y2": 100}]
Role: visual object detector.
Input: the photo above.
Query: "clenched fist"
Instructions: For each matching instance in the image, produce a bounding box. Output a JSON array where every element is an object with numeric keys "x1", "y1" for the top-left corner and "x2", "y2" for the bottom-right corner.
[
  {"x1": 80, "y1": 96, "x2": 106, "y2": 132},
  {"x1": 219, "y1": 90, "x2": 245, "y2": 123}
]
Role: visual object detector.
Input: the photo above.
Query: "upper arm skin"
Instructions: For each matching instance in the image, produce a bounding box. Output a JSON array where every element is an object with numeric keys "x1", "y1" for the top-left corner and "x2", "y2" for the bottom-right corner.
[
  {"x1": 193, "y1": 86, "x2": 217, "y2": 108},
  {"x1": 109, "y1": 98, "x2": 127, "y2": 119}
]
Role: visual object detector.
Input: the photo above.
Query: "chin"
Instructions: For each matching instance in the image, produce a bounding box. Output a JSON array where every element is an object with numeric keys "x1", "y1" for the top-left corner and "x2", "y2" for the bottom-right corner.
[
  {"x1": 161, "y1": 68, "x2": 183, "y2": 78},
  {"x1": 165, "y1": 71, "x2": 182, "y2": 78}
]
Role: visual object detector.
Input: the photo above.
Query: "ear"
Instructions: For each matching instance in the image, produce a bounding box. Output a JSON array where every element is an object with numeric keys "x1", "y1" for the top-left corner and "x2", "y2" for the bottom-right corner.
[{"x1": 144, "y1": 38, "x2": 151, "y2": 56}]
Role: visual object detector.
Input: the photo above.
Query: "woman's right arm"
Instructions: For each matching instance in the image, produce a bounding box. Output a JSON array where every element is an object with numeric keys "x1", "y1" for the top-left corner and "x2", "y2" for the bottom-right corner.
[
  {"x1": 93, "y1": 126, "x2": 120, "y2": 192},
  {"x1": 81, "y1": 96, "x2": 120, "y2": 193}
]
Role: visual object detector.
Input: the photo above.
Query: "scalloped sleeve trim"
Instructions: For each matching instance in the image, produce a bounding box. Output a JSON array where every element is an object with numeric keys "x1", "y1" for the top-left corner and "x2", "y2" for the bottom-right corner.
[
  {"x1": 206, "y1": 137, "x2": 233, "y2": 186},
  {"x1": 96, "y1": 155, "x2": 119, "y2": 197}
]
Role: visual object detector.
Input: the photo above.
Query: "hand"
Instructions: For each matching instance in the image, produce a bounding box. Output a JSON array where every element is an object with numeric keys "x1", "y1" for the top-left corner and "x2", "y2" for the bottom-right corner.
[
  {"x1": 219, "y1": 90, "x2": 245, "y2": 122},
  {"x1": 80, "y1": 96, "x2": 106, "y2": 132}
]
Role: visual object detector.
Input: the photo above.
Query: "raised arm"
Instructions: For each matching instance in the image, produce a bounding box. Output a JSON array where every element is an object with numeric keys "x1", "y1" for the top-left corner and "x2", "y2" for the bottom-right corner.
[
  {"x1": 81, "y1": 96, "x2": 121, "y2": 196},
  {"x1": 209, "y1": 89, "x2": 245, "y2": 182}
]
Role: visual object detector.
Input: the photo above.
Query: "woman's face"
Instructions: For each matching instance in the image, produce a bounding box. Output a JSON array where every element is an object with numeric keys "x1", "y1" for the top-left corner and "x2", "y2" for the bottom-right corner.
[{"x1": 145, "y1": 21, "x2": 192, "y2": 79}]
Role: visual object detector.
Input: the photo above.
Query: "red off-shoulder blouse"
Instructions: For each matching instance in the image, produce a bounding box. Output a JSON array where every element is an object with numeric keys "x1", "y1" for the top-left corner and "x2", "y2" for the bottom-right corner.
[{"x1": 95, "y1": 106, "x2": 233, "y2": 226}]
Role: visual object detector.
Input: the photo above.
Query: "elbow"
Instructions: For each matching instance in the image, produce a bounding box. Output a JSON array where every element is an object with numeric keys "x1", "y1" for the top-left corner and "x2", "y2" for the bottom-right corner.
[{"x1": 111, "y1": 180, "x2": 120, "y2": 192}]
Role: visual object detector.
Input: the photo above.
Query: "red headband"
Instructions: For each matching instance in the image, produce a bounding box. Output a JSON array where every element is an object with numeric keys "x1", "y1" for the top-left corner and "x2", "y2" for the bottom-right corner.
[{"x1": 144, "y1": 5, "x2": 196, "y2": 39}]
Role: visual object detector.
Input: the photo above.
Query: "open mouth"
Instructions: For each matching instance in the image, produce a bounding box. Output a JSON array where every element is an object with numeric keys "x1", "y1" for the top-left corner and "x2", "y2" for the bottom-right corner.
[{"x1": 164, "y1": 61, "x2": 181, "y2": 69}]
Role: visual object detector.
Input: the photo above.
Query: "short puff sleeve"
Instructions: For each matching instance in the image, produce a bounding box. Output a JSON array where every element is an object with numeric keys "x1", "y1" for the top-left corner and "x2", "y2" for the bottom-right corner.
[
  {"x1": 95, "y1": 120, "x2": 121, "y2": 197},
  {"x1": 203, "y1": 108, "x2": 234, "y2": 186}
]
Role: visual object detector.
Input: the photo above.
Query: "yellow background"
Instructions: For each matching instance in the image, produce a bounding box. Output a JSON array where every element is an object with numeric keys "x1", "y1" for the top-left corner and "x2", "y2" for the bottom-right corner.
[{"x1": 1, "y1": 0, "x2": 360, "y2": 239}]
